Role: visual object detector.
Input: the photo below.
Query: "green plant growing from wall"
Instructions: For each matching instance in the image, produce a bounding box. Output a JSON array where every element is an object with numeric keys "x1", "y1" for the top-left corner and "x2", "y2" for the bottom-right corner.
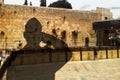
[
  {"x1": 85, "y1": 37, "x2": 89, "y2": 47},
  {"x1": 0, "y1": 31, "x2": 5, "y2": 48},
  {"x1": 52, "y1": 29, "x2": 57, "y2": 37},
  {"x1": 61, "y1": 30, "x2": 66, "y2": 40},
  {"x1": 0, "y1": 31, "x2": 5, "y2": 37},
  {"x1": 72, "y1": 30, "x2": 78, "y2": 44}
]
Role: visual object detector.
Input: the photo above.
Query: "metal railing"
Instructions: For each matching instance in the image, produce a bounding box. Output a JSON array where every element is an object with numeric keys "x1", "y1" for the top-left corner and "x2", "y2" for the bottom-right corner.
[{"x1": 0, "y1": 46, "x2": 120, "y2": 79}]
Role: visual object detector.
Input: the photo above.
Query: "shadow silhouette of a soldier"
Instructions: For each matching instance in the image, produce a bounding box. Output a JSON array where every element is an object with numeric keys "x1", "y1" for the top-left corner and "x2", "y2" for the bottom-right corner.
[
  {"x1": 23, "y1": 17, "x2": 43, "y2": 50},
  {"x1": 24, "y1": 17, "x2": 69, "y2": 52},
  {"x1": 8, "y1": 17, "x2": 72, "y2": 80}
]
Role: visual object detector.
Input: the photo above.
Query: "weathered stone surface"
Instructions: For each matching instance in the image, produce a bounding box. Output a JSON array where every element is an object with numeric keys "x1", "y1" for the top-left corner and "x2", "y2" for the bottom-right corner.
[{"x1": 0, "y1": 4, "x2": 112, "y2": 49}]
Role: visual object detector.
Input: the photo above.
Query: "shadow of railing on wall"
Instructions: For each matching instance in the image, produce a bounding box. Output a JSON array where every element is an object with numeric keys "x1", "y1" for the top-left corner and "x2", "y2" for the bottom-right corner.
[
  {"x1": 76, "y1": 46, "x2": 120, "y2": 61},
  {"x1": 9, "y1": 46, "x2": 120, "y2": 66}
]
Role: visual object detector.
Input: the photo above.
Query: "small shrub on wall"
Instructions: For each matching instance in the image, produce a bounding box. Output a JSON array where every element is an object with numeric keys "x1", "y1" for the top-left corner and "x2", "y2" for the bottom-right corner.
[
  {"x1": 72, "y1": 30, "x2": 78, "y2": 44},
  {"x1": 52, "y1": 29, "x2": 57, "y2": 37},
  {"x1": 61, "y1": 30, "x2": 66, "y2": 40}
]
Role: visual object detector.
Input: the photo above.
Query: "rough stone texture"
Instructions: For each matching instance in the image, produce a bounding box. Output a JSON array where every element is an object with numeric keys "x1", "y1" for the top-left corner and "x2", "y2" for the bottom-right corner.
[
  {"x1": 0, "y1": 4, "x2": 113, "y2": 49},
  {"x1": 7, "y1": 59, "x2": 120, "y2": 80}
]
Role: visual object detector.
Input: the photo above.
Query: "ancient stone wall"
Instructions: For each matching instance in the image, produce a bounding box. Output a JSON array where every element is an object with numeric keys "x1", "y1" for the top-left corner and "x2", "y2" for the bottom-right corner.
[{"x1": 0, "y1": 4, "x2": 112, "y2": 49}]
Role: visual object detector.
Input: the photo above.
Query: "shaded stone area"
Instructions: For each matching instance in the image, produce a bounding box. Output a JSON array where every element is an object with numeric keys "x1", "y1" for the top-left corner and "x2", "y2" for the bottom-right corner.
[
  {"x1": 23, "y1": 17, "x2": 69, "y2": 50},
  {"x1": 5, "y1": 17, "x2": 72, "y2": 80},
  {"x1": 7, "y1": 59, "x2": 120, "y2": 80}
]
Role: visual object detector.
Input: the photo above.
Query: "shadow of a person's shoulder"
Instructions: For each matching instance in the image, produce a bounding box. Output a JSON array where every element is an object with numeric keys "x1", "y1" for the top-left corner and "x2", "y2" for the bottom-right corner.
[{"x1": 8, "y1": 17, "x2": 72, "y2": 80}]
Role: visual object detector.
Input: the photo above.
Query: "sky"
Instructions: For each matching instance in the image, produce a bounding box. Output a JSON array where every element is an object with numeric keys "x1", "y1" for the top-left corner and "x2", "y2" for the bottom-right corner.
[{"x1": 4, "y1": 0, "x2": 120, "y2": 18}]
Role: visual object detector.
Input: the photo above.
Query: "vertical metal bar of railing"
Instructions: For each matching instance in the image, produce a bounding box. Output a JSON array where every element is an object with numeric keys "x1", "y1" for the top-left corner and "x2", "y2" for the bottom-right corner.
[
  {"x1": 106, "y1": 47, "x2": 108, "y2": 59},
  {"x1": 79, "y1": 48, "x2": 82, "y2": 61},
  {"x1": 117, "y1": 47, "x2": 119, "y2": 58},
  {"x1": 93, "y1": 47, "x2": 97, "y2": 60}
]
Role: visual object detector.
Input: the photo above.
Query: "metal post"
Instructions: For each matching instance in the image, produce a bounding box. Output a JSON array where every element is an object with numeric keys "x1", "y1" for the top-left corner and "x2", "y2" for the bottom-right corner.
[
  {"x1": 106, "y1": 47, "x2": 108, "y2": 59},
  {"x1": 117, "y1": 47, "x2": 119, "y2": 58},
  {"x1": 80, "y1": 48, "x2": 82, "y2": 61},
  {"x1": 5, "y1": 36, "x2": 7, "y2": 52}
]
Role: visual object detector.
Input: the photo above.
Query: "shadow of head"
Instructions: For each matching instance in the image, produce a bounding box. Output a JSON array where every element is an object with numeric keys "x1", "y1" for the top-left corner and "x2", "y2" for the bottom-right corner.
[
  {"x1": 23, "y1": 17, "x2": 71, "y2": 51},
  {"x1": 23, "y1": 17, "x2": 42, "y2": 50},
  {"x1": 8, "y1": 17, "x2": 72, "y2": 80}
]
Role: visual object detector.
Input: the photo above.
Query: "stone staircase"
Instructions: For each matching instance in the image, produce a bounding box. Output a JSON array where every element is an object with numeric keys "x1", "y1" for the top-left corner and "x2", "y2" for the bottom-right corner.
[{"x1": 6, "y1": 58, "x2": 120, "y2": 80}]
